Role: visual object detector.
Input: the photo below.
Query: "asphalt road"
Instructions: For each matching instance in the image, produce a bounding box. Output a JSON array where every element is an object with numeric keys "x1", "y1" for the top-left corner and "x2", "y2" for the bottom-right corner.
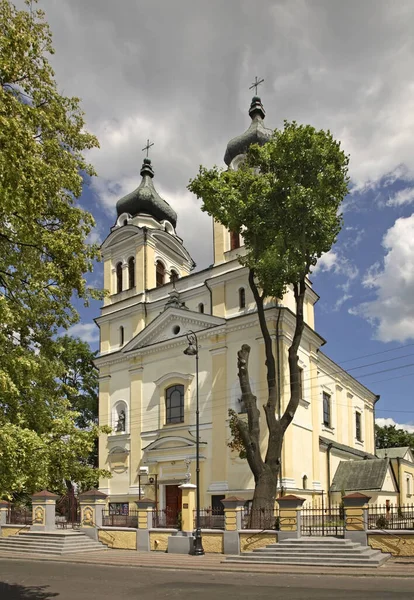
[{"x1": 0, "y1": 559, "x2": 413, "y2": 600}]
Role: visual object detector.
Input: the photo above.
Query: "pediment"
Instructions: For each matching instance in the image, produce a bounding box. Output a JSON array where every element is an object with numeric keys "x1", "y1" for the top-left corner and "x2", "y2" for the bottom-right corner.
[
  {"x1": 122, "y1": 306, "x2": 226, "y2": 352},
  {"x1": 143, "y1": 434, "x2": 205, "y2": 453},
  {"x1": 101, "y1": 225, "x2": 142, "y2": 251}
]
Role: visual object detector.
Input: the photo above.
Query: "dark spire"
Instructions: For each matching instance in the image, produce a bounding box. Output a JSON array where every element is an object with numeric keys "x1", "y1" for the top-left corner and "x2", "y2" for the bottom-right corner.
[{"x1": 116, "y1": 158, "x2": 177, "y2": 228}]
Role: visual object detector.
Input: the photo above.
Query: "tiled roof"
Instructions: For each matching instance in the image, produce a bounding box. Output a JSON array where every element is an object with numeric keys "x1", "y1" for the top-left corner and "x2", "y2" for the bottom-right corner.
[{"x1": 330, "y1": 458, "x2": 389, "y2": 492}]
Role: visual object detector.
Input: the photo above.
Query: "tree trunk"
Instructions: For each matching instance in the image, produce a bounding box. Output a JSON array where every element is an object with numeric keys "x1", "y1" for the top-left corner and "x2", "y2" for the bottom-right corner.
[{"x1": 249, "y1": 465, "x2": 279, "y2": 529}]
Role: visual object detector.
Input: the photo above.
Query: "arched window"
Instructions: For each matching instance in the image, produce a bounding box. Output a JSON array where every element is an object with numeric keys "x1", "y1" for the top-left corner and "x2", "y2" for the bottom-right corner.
[
  {"x1": 116, "y1": 262, "x2": 123, "y2": 294},
  {"x1": 230, "y1": 231, "x2": 240, "y2": 250},
  {"x1": 239, "y1": 287, "x2": 246, "y2": 310},
  {"x1": 156, "y1": 261, "x2": 165, "y2": 288},
  {"x1": 302, "y1": 475, "x2": 308, "y2": 490},
  {"x1": 165, "y1": 384, "x2": 184, "y2": 424},
  {"x1": 170, "y1": 269, "x2": 179, "y2": 285},
  {"x1": 198, "y1": 303, "x2": 204, "y2": 314},
  {"x1": 128, "y1": 257, "x2": 135, "y2": 289},
  {"x1": 123, "y1": 219, "x2": 128, "y2": 226},
  {"x1": 119, "y1": 326, "x2": 124, "y2": 346}
]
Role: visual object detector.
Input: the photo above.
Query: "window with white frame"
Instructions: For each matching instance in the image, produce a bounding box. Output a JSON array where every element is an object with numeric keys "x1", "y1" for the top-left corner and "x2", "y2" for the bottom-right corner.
[
  {"x1": 323, "y1": 392, "x2": 331, "y2": 428},
  {"x1": 355, "y1": 411, "x2": 362, "y2": 442}
]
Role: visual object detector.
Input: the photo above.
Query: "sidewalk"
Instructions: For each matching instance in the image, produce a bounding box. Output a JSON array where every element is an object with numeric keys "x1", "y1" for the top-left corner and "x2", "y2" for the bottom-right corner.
[{"x1": 0, "y1": 549, "x2": 413, "y2": 578}]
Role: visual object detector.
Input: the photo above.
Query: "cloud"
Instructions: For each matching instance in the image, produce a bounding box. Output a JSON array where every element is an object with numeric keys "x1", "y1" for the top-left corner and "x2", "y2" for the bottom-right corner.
[
  {"x1": 29, "y1": 0, "x2": 414, "y2": 272},
  {"x1": 312, "y1": 249, "x2": 359, "y2": 281},
  {"x1": 386, "y1": 187, "x2": 414, "y2": 207},
  {"x1": 353, "y1": 215, "x2": 414, "y2": 342},
  {"x1": 375, "y1": 417, "x2": 414, "y2": 434},
  {"x1": 67, "y1": 323, "x2": 99, "y2": 344}
]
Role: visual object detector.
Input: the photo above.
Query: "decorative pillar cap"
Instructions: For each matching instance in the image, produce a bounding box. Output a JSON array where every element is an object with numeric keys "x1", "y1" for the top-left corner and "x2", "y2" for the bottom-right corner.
[
  {"x1": 136, "y1": 497, "x2": 156, "y2": 509},
  {"x1": 276, "y1": 494, "x2": 306, "y2": 508},
  {"x1": 221, "y1": 496, "x2": 246, "y2": 509},
  {"x1": 79, "y1": 488, "x2": 108, "y2": 501},
  {"x1": 31, "y1": 490, "x2": 59, "y2": 500},
  {"x1": 342, "y1": 492, "x2": 371, "y2": 506},
  {"x1": 0, "y1": 500, "x2": 9, "y2": 508},
  {"x1": 179, "y1": 483, "x2": 197, "y2": 490}
]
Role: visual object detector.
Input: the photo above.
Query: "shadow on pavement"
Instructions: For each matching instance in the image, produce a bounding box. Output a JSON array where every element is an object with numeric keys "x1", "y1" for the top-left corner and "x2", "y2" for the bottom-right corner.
[{"x1": 0, "y1": 583, "x2": 59, "y2": 600}]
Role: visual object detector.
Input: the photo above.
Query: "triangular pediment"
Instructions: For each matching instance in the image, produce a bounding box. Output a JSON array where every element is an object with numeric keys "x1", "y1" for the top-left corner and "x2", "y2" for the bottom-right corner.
[
  {"x1": 122, "y1": 306, "x2": 226, "y2": 352},
  {"x1": 143, "y1": 433, "x2": 207, "y2": 453}
]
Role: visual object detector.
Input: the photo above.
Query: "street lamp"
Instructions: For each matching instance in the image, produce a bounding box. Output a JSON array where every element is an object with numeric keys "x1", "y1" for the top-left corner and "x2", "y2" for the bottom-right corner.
[{"x1": 183, "y1": 330, "x2": 204, "y2": 556}]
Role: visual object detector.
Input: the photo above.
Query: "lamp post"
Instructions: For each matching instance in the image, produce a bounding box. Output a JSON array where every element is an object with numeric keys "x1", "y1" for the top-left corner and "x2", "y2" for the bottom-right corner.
[{"x1": 183, "y1": 330, "x2": 204, "y2": 556}]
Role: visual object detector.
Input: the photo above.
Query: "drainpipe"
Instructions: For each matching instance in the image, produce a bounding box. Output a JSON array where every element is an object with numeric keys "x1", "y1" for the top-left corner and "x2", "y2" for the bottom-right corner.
[
  {"x1": 143, "y1": 227, "x2": 148, "y2": 325},
  {"x1": 373, "y1": 394, "x2": 380, "y2": 454},
  {"x1": 327, "y1": 443, "x2": 333, "y2": 512},
  {"x1": 204, "y1": 278, "x2": 213, "y2": 315},
  {"x1": 275, "y1": 306, "x2": 283, "y2": 495}
]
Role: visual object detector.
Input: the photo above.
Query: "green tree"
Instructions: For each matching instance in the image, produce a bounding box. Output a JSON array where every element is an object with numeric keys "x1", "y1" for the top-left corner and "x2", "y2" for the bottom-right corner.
[
  {"x1": 189, "y1": 122, "x2": 349, "y2": 525},
  {"x1": 375, "y1": 424, "x2": 414, "y2": 451},
  {"x1": 0, "y1": 0, "x2": 109, "y2": 498}
]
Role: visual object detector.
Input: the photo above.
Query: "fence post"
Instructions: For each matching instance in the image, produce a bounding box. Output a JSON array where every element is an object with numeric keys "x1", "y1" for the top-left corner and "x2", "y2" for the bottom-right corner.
[
  {"x1": 276, "y1": 494, "x2": 306, "y2": 541},
  {"x1": 342, "y1": 492, "x2": 370, "y2": 546},
  {"x1": 222, "y1": 496, "x2": 245, "y2": 555},
  {"x1": 136, "y1": 497, "x2": 155, "y2": 551},
  {"x1": 79, "y1": 488, "x2": 108, "y2": 541},
  {"x1": 31, "y1": 490, "x2": 59, "y2": 532},
  {"x1": 0, "y1": 501, "x2": 8, "y2": 534}
]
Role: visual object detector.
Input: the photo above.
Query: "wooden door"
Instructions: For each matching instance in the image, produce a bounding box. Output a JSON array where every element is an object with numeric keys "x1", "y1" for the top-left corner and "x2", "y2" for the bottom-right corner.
[{"x1": 165, "y1": 485, "x2": 182, "y2": 527}]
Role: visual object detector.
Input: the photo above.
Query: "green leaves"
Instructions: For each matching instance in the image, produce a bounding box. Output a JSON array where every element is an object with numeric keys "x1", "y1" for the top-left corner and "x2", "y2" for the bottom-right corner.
[
  {"x1": 0, "y1": 1, "x2": 108, "y2": 496},
  {"x1": 189, "y1": 121, "x2": 349, "y2": 299}
]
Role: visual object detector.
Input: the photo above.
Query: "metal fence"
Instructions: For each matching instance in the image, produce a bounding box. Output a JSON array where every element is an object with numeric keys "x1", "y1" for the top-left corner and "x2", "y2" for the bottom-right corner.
[
  {"x1": 102, "y1": 510, "x2": 138, "y2": 528},
  {"x1": 194, "y1": 508, "x2": 225, "y2": 530},
  {"x1": 301, "y1": 503, "x2": 345, "y2": 537},
  {"x1": 242, "y1": 507, "x2": 280, "y2": 530},
  {"x1": 152, "y1": 508, "x2": 180, "y2": 529},
  {"x1": 368, "y1": 503, "x2": 414, "y2": 530},
  {"x1": 7, "y1": 505, "x2": 32, "y2": 525}
]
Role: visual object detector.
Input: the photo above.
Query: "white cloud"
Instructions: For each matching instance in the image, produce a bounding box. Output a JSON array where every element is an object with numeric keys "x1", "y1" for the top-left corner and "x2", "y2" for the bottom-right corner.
[
  {"x1": 354, "y1": 215, "x2": 414, "y2": 342},
  {"x1": 333, "y1": 293, "x2": 352, "y2": 312},
  {"x1": 312, "y1": 249, "x2": 359, "y2": 281},
  {"x1": 386, "y1": 187, "x2": 414, "y2": 207},
  {"x1": 67, "y1": 323, "x2": 99, "y2": 345},
  {"x1": 375, "y1": 417, "x2": 414, "y2": 434}
]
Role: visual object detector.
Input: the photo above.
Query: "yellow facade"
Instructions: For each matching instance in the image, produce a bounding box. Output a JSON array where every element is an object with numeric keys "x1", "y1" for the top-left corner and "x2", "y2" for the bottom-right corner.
[{"x1": 96, "y1": 141, "x2": 380, "y2": 517}]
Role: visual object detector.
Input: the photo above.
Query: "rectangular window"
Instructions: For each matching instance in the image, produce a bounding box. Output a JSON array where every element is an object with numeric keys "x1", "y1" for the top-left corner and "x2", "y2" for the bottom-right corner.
[
  {"x1": 166, "y1": 385, "x2": 184, "y2": 424},
  {"x1": 298, "y1": 367, "x2": 304, "y2": 399},
  {"x1": 355, "y1": 411, "x2": 362, "y2": 442},
  {"x1": 323, "y1": 392, "x2": 331, "y2": 428}
]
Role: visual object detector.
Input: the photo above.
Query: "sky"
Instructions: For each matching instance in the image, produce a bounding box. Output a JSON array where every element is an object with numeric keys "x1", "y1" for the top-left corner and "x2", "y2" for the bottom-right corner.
[{"x1": 34, "y1": 0, "x2": 414, "y2": 432}]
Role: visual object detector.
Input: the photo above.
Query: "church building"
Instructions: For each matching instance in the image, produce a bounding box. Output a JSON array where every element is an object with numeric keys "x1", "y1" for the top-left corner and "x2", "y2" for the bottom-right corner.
[{"x1": 95, "y1": 95, "x2": 399, "y2": 522}]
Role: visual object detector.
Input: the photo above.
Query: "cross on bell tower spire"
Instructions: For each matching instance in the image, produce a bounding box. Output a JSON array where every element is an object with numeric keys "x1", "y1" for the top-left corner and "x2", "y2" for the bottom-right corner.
[
  {"x1": 142, "y1": 138, "x2": 154, "y2": 158},
  {"x1": 249, "y1": 76, "x2": 264, "y2": 95}
]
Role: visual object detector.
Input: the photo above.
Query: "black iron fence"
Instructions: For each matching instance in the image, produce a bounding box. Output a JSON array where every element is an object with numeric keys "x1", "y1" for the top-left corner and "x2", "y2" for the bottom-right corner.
[
  {"x1": 102, "y1": 510, "x2": 138, "y2": 528},
  {"x1": 242, "y1": 507, "x2": 280, "y2": 530},
  {"x1": 7, "y1": 505, "x2": 32, "y2": 525},
  {"x1": 301, "y1": 503, "x2": 345, "y2": 537},
  {"x1": 368, "y1": 503, "x2": 414, "y2": 530},
  {"x1": 194, "y1": 508, "x2": 225, "y2": 530},
  {"x1": 152, "y1": 508, "x2": 180, "y2": 529}
]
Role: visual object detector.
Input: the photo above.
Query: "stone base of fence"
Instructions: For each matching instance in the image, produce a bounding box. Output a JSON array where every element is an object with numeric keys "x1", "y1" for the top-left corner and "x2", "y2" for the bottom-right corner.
[
  {"x1": 239, "y1": 530, "x2": 278, "y2": 553},
  {"x1": 0, "y1": 525, "x2": 30, "y2": 538},
  {"x1": 368, "y1": 531, "x2": 414, "y2": 557},
  {"x1": 167, "y1": 531, "x2": 195, "y2": 554}
]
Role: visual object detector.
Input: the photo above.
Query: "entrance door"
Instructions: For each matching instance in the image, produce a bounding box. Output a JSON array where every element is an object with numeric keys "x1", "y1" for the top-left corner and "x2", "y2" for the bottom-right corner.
[{"x1": 165, "y1": 485, "x2": 182, "y2": 527}]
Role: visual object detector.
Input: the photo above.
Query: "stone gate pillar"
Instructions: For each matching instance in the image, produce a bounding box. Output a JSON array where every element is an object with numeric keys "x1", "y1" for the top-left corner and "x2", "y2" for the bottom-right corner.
[
  {"x1": 342, "y1": 492, "x2": 370, "y2": 545},
  {"x1": 136, "y1": 497, "x2": 155, "y2": 551},
  {"x1": 276, "y1": 494, "x2": 306, "y2": 541},
  {"x1": 31, "y1": 490, "x2": 59, "y2": 532},
  {"x1": 0, "y1": 501, "x2": 8, "y2": 531},
  {"x1": 222, "y1": 496, "x2": 245, "y2": 555},
  {"x1": 79, "y1": 488, "x2": 108, "y2": 537}
]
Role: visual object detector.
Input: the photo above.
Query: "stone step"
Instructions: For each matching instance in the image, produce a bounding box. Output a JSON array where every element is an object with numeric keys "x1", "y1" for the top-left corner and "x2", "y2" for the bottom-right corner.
[
  {"x1": 241, "y1": 551, "x2": 383, "y2": 560},
  {"x1": 0, "y1": 541, "x2": 104, "y2": 551},
  {"x1": 0, "y1": 545, "x2": 107, "y2": 555},
  {"x1": 265, "y1": 542, "x2": 360, "y2": 550},
  {"x1": 226, "y1": 553, "x2": 390, "y2": 567},
  {"x1": 252, "y1": 548, "x2": 373, "y2": 557},
  {"x1": 279, "y1": 538, "x2": 352, "y2": 544},
  {"x1": 0, "y1": 531, "x2": 107, "y2": 554}
]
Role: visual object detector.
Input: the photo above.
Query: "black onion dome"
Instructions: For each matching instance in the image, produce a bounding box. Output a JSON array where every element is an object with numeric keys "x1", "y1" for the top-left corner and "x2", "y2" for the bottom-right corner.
[
  {"x1": 116, "y1": 158, "x2": 177, "y2": 228},
  {"x1": 224, "y1": 96, "x2": 273, "y2": 167}
]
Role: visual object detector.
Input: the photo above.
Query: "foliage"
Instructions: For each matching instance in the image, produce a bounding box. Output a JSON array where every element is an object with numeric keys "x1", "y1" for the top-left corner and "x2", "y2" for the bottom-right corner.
[
  {"x1": 376, "y1": 515, "x2": 388, "y2": 530},
  {"x1": 189, "y1": 122, "x2": 349, "y2": 517},
  {"x1": 375, "y1": 424, "x2": 414, "y2": 451},
  {"x1": 0, "y1": 1, "x2": 108, "y2": 497}
]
